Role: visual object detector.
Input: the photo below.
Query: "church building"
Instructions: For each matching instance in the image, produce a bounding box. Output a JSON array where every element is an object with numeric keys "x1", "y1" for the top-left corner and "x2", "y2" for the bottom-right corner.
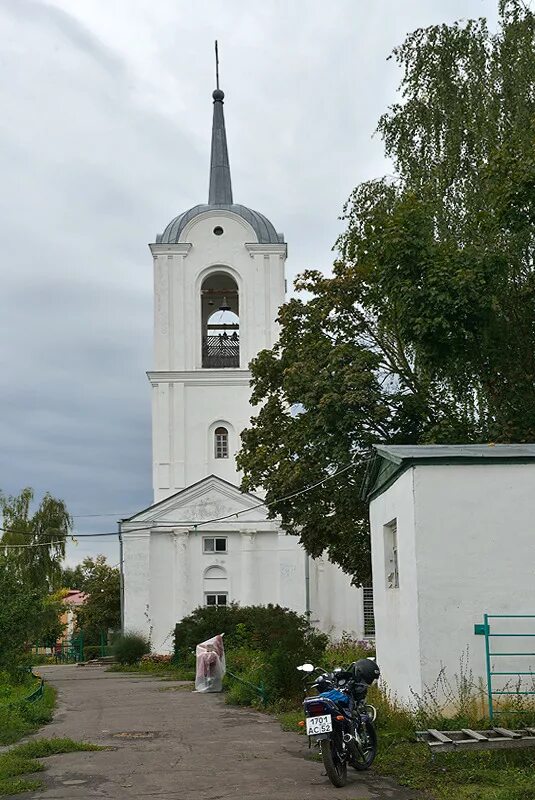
[{"x1": 120, "y1": 77, "x2": 370, "y2": 653}]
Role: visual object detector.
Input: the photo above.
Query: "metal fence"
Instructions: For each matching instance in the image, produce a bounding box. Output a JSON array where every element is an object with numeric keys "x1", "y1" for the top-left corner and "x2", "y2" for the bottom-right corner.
[
  {"x1": 202, "y1": 335, "x2": 239, "y2": 368},
  {"x1": 478, "y1": 613, "x2": 535, "y2": 720}
]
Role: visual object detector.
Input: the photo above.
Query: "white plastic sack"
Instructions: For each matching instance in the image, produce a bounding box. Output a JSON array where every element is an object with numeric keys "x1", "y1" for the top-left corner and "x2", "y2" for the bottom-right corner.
[{"x1": 195, "y1": 633, "x2": 226, "y2": 693}]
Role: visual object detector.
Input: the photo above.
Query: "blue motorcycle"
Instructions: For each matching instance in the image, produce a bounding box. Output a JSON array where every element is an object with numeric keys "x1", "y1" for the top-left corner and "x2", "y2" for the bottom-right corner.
[{"x1": 298, "y1": 658, "x2": 380, "y2": 787}]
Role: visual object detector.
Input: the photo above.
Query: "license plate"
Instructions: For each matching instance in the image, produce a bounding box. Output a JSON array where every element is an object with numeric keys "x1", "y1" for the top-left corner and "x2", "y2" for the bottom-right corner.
[{"x1": 306, "y1": 714, "x2": 333, "y2": 735}]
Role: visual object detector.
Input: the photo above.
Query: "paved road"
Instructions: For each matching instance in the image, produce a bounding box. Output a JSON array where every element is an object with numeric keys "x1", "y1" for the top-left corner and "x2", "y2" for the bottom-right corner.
[{"x1": 17, "y1": 665, "x2": 420, "y2": 800}]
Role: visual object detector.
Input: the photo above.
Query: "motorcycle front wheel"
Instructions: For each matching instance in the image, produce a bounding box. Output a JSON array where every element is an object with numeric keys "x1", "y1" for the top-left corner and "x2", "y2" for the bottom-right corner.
[
  {"x1": 351, "y1": 719, "x2": 377, "y2": 771},
  {"x1": 321, "y1": 736, "x2": 348, "y2": 787}
]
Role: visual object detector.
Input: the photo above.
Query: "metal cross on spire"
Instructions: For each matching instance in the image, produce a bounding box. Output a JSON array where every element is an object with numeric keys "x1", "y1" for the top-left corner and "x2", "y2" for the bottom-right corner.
[{"x1": 215, "y1": 40, "x2": 220, "y2": 91}]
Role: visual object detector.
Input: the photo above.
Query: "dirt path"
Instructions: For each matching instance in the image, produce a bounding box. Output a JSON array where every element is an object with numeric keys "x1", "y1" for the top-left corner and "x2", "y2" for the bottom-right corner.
[{"x1": 16, "y1": 665, "x2": 421, "y2": 800}]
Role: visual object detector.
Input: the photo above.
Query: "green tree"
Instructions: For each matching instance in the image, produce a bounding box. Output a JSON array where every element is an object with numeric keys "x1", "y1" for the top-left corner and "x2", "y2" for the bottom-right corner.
[
  {"x1": 238, "y1": 1, "x2": 535, "y2": 584},
  {"x1": 0, "y1": 488, "x2": 72, "y2": 591},
  {"x1": 60, "y1": 563, "x2": 85, "y2": 591},
  {"x1": 67, "y1": 556, "x2": 120, "y2": 645},
  {"x1": 0, "y1": 556, "x2": 65, "y2": 672}
]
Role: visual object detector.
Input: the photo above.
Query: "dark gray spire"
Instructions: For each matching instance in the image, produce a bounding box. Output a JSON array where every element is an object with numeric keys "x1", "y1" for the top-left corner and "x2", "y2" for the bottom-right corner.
[{"x1": 208, "y1": 87, "x2": 233, "y2": 205}]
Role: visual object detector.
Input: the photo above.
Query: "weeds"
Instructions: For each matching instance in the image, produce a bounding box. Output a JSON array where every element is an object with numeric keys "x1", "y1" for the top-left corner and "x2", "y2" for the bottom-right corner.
[
  {"x1": 271, "y1": 649, "x2": 535, "y2": 800},
  {"x1": 0, "y1": 738, "x2": 105, "y2": 797},
  {"x1": 321, "y1": 633, "x2": 375, "y2": 670},
  {"x1": 0, "y1": 677, "x2": 56, "y2": 746}
]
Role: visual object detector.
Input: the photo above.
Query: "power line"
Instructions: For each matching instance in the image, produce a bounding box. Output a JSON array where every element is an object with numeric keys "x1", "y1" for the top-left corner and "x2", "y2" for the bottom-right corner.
[
  {"x1": 0, "y1": 528, "x2": 121, "y2": 538},
  {"x1": 72, "y1": 513, "x2": 128, "y2": 519},
  {"x1": 0, "y1": 461, "x2": 358, "y2": 547},
  {"x1": 122, "y1": 460, "x2": 358, "y2": 531},
  {"x1": 1, "y1": 540, "x2": 67, "y2": 549}
]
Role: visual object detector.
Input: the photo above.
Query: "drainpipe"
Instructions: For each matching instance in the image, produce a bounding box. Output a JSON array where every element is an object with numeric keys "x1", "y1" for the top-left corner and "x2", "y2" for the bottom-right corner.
[
  {"x1": 118, "y1": 521, "x2": 124, "y2": 635},
  {"x1": 304, "y1": 552, "x2": 311, "y2": 621}
]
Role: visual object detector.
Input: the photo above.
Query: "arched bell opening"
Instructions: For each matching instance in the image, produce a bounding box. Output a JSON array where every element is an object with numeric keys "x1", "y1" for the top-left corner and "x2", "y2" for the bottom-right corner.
[{"x1": 201, "y1": 272, "x2": 239, "y2": 368}]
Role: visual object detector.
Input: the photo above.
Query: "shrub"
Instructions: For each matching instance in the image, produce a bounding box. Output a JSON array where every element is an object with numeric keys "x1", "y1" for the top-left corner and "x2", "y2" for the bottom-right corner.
[
  {"x1": 174, "y1": 604, "x2": 328, "y2": 703},
  {"x1": 322, "y1": 633, "x2": 375, "y2": 670},
  {"x1": 112, "y1": 633, "x2": 149, "y2": 665},
  {"x1": 83, "y1": 646, "x2": 100, "y2": 662},
  {"x1": 141, "y1": 654, "x2": 172, "y2": 665}
]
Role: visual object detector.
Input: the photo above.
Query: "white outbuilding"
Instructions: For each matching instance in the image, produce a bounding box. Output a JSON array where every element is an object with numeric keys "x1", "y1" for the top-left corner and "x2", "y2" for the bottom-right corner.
[
  {"x1": 120, "y1": 78, "x2": 370, "y2": 653},
  {"x1": 365, "y1": 443, "x2": 535, "y2": 708}
]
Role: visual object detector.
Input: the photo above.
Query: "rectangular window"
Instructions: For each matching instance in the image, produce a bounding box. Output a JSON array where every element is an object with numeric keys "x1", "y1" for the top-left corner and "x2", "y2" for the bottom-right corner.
[
  {"x1": 203, "y1": 537, "x2": 227, "y2": 554},
  {"x1": 384, "y1": 520, "x2": 399, "y2": 589},
  {"x1": 214, "y1": 430, "x2": 229, "y2": 459},
  {"x1": 205, "y1": 593, "x2": 228, "y2": 607},
  {"x1": 362, "y1": 587, "x2": 375, "y2": 637}
]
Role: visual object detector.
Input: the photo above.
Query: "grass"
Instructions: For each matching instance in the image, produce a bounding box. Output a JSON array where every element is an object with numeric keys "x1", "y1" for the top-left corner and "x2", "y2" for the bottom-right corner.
[
  {"x1": 276, "y1": 698, "x2": 535, "y2": 799},
  {"x1": 107, "y1": 661, "x2": 195, "y2": 682},
  {"x1": 0, "y1": 676, "x2": 57, "y2": 746},
  {"x1": 269, "y1": 650, "x2": 535, "y2": 800},
  {"x1": 0, "y1": 738, "x2": 105, "y2": 797}
]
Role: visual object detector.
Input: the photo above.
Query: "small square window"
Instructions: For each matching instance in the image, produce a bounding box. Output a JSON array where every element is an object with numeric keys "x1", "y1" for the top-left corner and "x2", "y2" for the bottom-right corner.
[
  {"x1": 203, "y1": 537, "x2": 227, "y2": 554},
  {"x1": 205, "y1": 593, "x2": 227, "y2": 607}
]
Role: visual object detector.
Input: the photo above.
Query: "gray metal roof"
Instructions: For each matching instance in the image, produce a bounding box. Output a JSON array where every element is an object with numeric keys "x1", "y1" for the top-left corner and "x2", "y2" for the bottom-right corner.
[
  {"x1": 363, "y1": 443, "x2": 535, "y2": 501},
  {"x1": 209, "y1": 88, "x2": 233, "y2": 205},
  {"x1": 156, "y1": 86, "x2": 284, "y2": 245},
  {"x1": 157, "y1": 203, "x2": 284, "y2": 244},
  {"x1": 375, "y1": 443, "x2": 535, "y2": 463}
]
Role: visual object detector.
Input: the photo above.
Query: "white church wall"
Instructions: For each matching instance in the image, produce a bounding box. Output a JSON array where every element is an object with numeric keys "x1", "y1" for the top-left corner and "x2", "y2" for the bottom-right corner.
[
  {"x1": 126, "y1": 525, "x2": 312, "y2": 654},
  {"x1": 124, "y1": 517, "x2": 370, "y2": 654},
  {"x1": 151, "y1": 214, "x2": 286, "y2": 378},
  {"x1": 123, "y1": 85, "x2": 370, "y2": 653},
  {"x1": 122, "y1": 532, "x2": 151, "y2": 641},
  {"x1": 369, "y1": 468, "x2": 422, "y2": 704},
  {"x1": 309, "y1": 557, "x2": 366, "y2": 641}
]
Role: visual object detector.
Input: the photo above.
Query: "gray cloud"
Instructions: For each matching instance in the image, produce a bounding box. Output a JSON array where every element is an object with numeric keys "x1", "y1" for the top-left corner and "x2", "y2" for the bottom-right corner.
[{"x1": 0, "y1": 0, "x2": 498, "y2": 565}]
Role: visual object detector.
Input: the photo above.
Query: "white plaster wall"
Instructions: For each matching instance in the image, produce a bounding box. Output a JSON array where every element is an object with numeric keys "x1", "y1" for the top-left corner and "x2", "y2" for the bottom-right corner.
[
  {"x1": 126, "y1": 526, "x2": 310, "y2": 654},
  {"x1": 149, "y1": 375, "x2": 252, "y2": 500},
  {"x1": 122, "y1": 533, "x2": 151, "y2": 640},
  {"x1": 124, "y1": 205, "x2": 370, "y2": 651},
  {"x1": 413, "y1": 463, "x2": 535, "y2": 701},
  {"x1": 369, "y1": 468, "x2": 422, "y2": 703},
  {"x1": 309, "y1": 557, "x2": 365, "y2": 640},
  {"x1": 123, "y1": 519, "x2": 368, "y2": 653},
  {"x1": 149, "y1": 209, "x2": 286, "y2": 503}
]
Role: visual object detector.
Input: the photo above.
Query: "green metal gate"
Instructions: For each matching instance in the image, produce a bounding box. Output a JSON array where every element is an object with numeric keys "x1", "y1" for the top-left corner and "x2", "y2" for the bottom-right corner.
[
  {"x1": 57, "y1": 632, "x2": 85, "y2": 662},
  {"x1": 477, "y1": 613, "x2": 535, "y2": 720}
]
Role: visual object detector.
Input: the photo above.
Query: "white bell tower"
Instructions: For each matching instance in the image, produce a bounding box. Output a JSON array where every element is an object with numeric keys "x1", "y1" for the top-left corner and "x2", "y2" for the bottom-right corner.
[
  {"x1": 121, "y1": 59, "x2": 367, "y2": 653},
  {"x1": 148, "y1": 83, "x2": 286, "y2": 502}
]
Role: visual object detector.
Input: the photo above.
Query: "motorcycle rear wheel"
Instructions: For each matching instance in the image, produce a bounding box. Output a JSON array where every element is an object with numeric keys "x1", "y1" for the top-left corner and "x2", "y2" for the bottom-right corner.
[
  {"x1": 351, "y1": 719, "x2": 377, "y2": 771},
  {"x1": 321, "y1": 737, "x2": 348, "y2": 787}
]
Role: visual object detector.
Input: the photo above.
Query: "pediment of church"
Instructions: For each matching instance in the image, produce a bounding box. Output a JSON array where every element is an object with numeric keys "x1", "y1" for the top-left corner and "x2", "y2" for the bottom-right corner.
[{"x1": 123, "y1": 475, "x2": 269, "y2": 525}]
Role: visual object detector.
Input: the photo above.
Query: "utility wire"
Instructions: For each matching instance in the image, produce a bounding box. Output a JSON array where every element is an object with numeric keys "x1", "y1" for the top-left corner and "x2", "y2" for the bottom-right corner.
[
  {"x1": 0, "y1": 528, "x2": 121, "y2": 538},
  {"x1": 0, "y1": 461, "x2": 358, "y2": 547},
  {"x1": 144, "y1": 461, "x2": 358, "y2": 531}
]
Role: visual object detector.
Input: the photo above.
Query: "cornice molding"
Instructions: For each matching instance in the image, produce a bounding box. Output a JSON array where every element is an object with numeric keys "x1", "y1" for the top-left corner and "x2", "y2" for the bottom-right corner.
[
  {"x1": 147, "y1": 370, "x2": 251, "y2": 386},
  {"x1": 149, "y1": 243, "x2": 192, "y2": 257},
  {"x1": 246, "y1": 243, "x2": 287, "y2": 257}
]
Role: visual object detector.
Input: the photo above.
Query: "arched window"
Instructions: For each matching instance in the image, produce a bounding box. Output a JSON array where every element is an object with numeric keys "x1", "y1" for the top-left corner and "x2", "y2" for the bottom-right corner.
[
  {"x1": 214, "y1": 427, "x2": 229, "y2": 459},
  {"x1": 203, "y1": 564, "x2": 228, "y2": 607},
  {"x1": 201, "y1": 272, "x2": 239, "y2": 368}
]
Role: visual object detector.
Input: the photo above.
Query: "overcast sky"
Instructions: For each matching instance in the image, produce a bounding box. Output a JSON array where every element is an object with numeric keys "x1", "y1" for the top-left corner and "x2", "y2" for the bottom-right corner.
[{"x1": 0, "y1": 0, "x2": 498, "y2": 567}]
